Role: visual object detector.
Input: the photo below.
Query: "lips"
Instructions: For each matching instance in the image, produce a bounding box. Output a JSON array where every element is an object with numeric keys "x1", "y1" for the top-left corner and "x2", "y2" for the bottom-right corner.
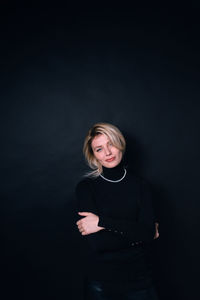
[{"x1": 106, "y1": 157, "x2": 115, "y2": 162}]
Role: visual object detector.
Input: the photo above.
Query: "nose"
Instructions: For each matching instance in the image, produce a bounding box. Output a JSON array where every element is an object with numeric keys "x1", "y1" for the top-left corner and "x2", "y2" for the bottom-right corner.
[{"x1": 105, "y1": 146, "x2": 112, "y2": 156}]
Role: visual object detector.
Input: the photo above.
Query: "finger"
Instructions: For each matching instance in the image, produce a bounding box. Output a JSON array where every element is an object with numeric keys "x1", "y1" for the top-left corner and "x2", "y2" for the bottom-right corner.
[
  {"x1": 76, "y1": 219, "x2": 84, "y2": 225},
  {"x1": 154, "y1": 232, "x2": 159, "y2": 239},
  {"x1": 78, "y1": 224, "x2": 85, "y2": 231},
  {"x1": 78, "y1": 212, "x2": 91, "y2": 216},
  {"x1": 79, "y1": 228, "x2": 84, "y2": 233},
  {"x1": 81, "y1": 231, "x2": 88, "y2": 235}
]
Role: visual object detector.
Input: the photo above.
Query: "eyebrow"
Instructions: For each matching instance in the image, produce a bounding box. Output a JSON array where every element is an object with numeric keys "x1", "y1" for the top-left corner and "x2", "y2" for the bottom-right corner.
[{"x1": 94, "y1": 141, "x2": 110, "y2": 150}]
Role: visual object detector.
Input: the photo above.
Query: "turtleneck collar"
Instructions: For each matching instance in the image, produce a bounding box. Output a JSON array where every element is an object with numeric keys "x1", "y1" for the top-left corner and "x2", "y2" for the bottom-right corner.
[{"x1": 101, "y1": 158, "x2": 125, "y2": 180}]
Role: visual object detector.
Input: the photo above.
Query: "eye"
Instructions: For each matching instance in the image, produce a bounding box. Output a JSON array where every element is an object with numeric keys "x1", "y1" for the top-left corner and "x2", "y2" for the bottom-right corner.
[{"x1": 96, "y1": 148, "x2": 102, "y2": 152}]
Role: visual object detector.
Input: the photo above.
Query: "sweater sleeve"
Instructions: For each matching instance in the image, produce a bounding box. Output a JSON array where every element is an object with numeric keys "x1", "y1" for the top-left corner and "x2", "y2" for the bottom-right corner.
[
  {"x1": 97, "y1": 179, "x2": 156, "y2": 243},
  {"x1": 75, "y1": 179, "x2": 132, "y2": 252}
]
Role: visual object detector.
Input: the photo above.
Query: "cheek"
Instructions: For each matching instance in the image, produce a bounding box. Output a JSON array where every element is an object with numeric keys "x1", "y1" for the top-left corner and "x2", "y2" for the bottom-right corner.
[
  {"x1": 113, "y1": 148, "x2": 120, "y2": 155},
  {"x1": 94, "y1": 152, "x2": 103, "y2": 160},
  {"x1": 115, "y1": 150, "x2": 122, "y2": 159}
]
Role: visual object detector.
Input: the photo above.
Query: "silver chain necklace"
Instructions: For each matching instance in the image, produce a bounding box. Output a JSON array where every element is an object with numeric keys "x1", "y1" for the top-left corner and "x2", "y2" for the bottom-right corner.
[{"x1": 99, "y1": 168, "x2": 127, "y2": 183}]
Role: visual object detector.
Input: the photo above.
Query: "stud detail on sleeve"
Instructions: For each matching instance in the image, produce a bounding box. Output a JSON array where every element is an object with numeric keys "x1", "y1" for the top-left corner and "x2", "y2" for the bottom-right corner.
[{"x1": 131, "y1": 242, "x2": 135, "y2": 246}]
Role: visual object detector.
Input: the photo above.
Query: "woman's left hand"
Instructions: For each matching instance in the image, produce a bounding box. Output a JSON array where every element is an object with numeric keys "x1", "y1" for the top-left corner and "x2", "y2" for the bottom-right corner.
[
  {"x1": 154, "y1": 222, "x2": 159, "y2": 239},
  {"x1": 76, "y1": 212, "x2": 105, "y2": 235}
]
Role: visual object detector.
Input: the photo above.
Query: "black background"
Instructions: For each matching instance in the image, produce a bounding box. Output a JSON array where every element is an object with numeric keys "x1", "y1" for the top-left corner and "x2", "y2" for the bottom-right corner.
[{"x1": 1, "y1": 4, "x2": 200, "y2": 300}]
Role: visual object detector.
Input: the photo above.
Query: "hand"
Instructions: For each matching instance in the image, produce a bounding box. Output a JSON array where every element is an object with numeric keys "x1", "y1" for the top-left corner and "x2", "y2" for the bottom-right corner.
[
  {"x1": 76, "y1": 212, "x2": 105, "y2": 235},
  {"x1": 154, "y1": 222, "x2": 159, "y2": 239}
]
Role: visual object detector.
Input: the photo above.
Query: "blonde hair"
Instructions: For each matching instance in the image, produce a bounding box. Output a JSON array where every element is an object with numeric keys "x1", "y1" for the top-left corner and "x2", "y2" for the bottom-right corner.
[{"x1": 82, "y1": 122, "x2": 126, "y2": 178}]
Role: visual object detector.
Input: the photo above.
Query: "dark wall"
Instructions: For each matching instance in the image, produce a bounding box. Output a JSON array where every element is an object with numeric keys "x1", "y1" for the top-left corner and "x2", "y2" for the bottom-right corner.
[{"x1": 1, "y1": 5, "x2": 200, "y2": 300}]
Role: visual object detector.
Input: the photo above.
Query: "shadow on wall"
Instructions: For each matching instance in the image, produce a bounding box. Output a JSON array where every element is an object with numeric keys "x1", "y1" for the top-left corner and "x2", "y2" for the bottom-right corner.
[
  {"x1": 122, "y1": 133, "x2": 177, "y2": 300},
  {"x1": 122, "y1": 132, "x2": 144, "y2": 176}
]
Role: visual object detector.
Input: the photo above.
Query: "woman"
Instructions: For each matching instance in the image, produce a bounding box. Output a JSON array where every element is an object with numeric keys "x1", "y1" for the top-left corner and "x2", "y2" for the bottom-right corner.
[{"x1": 75, "y1": 122, "x2": 159, "y2": 300}]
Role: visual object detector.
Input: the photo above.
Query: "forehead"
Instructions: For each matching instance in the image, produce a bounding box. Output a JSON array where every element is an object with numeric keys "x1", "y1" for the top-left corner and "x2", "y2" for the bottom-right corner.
[{"x1": 91, "y1": 134, "x2": 110, "y2": 148}]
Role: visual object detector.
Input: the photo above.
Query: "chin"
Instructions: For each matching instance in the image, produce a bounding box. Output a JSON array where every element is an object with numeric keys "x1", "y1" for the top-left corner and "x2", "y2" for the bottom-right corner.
[{"x1": 104, "y1": 160, "x2": 119, "y2": 168}]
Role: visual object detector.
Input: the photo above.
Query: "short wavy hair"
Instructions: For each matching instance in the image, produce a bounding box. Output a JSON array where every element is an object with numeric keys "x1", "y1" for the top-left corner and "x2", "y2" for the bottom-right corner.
[{"x1": 82, "y1": 122, "x2": 126, "y2": 178}]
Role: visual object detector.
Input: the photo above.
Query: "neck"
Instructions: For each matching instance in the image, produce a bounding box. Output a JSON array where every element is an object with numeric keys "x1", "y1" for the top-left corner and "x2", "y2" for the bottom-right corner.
[{"x1": 102, "y1": 158, "x2": 125, "y2": 180}]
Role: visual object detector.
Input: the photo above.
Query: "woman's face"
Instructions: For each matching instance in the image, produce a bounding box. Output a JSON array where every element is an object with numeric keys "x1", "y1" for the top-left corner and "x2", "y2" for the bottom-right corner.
[{"x1": 91, "y1": 134, "x2": 123, "y2": 168}]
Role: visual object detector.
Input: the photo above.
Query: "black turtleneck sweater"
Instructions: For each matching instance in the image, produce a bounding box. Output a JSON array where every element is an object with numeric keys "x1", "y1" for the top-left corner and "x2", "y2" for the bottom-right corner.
[{"x1": 75, "y1": 160, "x2": 157, "y2": 288}]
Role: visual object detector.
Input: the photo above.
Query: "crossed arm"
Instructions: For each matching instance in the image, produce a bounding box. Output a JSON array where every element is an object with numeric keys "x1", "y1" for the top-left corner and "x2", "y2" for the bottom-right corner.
[
  {"x1": 76, "y1": 211, "x2": 159, "y2": 239},
  {"x1": 75, "y1": 178, "x2": 160, "y2": 249}
]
